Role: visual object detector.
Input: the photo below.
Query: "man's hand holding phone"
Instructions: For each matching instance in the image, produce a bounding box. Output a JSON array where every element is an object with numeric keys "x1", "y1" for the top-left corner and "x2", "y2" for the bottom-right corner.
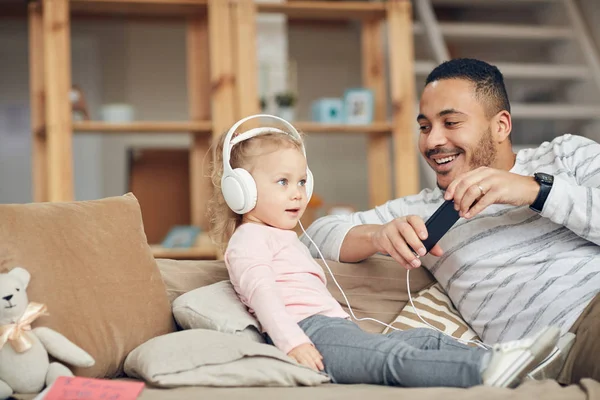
[
  {"x1": 370, "y1": 215, "x2": 444, "y2": 270},
  {"x1": 370, "y1": 200, "x2": 460, "y2": 270}
]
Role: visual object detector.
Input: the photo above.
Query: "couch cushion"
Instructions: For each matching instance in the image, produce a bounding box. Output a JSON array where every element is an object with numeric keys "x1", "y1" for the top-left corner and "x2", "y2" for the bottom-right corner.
[
  {"x1": 383, "y1": 282, "x2": 480, "y2": 343},
  {"x1": 172, "y1": 280, "x2": 265, "y2": 343},
  {"x1": 156, "y1": 258, "x2": 229, "y2": 304},
  {"x1": 319, "y1": 255, "x2": 435, "y2": 333},
  {"x1": 14, "y1": 378, "x2": 600, "y2": 400},
  {"x1": 0, "y1": 193, "x2": 176, "y2": 378},
  {"x1": 157, "y1": 254, "x2": 435, "y2": 334},
  {"x1": 124, "y1": 329, "x2": 330, "y2": 387}
]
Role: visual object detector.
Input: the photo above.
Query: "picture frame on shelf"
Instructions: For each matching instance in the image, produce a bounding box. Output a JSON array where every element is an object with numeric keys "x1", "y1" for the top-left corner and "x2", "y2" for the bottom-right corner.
[
  {"x1": 343, "y1": 88, "x2": 374, "y2": 125},
  {"x1": 161, "y1": 225, "x2": 201, "y2": 249}
]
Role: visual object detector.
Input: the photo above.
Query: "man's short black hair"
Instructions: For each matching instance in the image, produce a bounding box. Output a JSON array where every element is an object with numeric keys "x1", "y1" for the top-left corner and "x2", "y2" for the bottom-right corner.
[{"x1": 425, "y1": 58, "x2": 511, "y2": 117}]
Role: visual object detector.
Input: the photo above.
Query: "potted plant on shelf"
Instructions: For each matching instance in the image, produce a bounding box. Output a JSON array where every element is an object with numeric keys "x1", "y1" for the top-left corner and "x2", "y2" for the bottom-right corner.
[{"x1": 274, "y1": 90, "x2": 297, "y2": 122}]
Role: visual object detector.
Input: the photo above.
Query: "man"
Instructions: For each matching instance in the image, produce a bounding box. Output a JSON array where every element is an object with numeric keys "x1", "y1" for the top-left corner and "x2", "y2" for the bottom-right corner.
[{"x1": 302, "y1": 58, "x2": 599, "y2": 383}]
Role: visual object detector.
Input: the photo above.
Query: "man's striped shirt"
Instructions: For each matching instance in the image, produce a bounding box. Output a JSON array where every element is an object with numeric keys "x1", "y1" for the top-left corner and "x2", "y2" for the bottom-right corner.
[{"x1": 301, "y1": 134, "x2": 600, "y2": 343}]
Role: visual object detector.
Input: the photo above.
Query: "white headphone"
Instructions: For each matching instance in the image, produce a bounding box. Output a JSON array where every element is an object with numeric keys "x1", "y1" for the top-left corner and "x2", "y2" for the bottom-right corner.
[{"x1": 221, "y1": 114, "x2": 314, "y2": 214}]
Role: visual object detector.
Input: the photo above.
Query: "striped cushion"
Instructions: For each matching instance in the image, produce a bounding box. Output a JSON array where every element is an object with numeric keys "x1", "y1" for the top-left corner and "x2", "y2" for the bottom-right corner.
[{"x1": 383, "y1": 283, "x2": 481, "y2": 343}]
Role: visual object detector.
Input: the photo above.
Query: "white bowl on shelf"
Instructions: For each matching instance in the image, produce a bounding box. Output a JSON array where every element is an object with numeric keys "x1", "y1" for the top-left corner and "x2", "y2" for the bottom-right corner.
[{"x1": 101, "y1": 104, "x2": 135, "y2": 123}]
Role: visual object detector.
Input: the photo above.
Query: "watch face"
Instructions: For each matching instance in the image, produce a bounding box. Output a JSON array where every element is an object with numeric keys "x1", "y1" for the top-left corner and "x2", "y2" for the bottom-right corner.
[{"x1": 535, "y1": 173, "x2": 553, "y2": 185}]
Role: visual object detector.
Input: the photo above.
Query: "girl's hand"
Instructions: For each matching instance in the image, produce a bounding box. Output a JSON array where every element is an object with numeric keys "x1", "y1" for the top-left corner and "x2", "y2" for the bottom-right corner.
[{"x1": 288, "y1": 343, "x2": 324, "y2": 371}]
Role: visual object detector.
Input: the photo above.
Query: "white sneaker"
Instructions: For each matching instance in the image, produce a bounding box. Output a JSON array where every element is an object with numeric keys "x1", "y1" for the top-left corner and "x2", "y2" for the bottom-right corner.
[
  {"x1": 526, "y1": 332, "x2": 576, "y2": 381},
  {"x1": 482, "y1": 326, "x2": 561, "y2": 388}
]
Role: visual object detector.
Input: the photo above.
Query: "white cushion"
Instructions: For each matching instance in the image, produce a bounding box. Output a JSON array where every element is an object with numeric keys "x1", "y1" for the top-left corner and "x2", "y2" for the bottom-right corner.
[
  {"x1": 124, "y1": 329, "x2": 330, "y2": 387},
  {"x1": 172, "y1": 280, "x2": 265, "y2": 343}
]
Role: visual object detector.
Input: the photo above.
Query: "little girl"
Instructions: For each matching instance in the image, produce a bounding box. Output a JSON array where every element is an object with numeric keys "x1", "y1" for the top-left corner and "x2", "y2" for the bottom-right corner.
[{"x1": 208, "y1": 114, "x2": 559, "y2": 389}]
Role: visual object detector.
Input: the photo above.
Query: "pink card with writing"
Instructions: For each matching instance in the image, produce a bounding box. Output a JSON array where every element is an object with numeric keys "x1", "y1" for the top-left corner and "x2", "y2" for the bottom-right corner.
[{"x1": 44, "y1": 376, "x2": 145, "y2": 400}]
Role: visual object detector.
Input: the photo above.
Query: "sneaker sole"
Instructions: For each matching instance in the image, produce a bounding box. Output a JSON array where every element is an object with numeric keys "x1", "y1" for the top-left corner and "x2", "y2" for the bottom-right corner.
[{"x1": 489, "y1": 326, "x2": 561, "y2": 388}]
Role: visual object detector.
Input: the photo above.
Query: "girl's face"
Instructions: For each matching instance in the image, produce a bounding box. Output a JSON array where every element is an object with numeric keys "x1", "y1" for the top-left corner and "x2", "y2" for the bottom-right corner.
[{"x1": 243, "y1": 145, "x2": 308, "y2": 230}]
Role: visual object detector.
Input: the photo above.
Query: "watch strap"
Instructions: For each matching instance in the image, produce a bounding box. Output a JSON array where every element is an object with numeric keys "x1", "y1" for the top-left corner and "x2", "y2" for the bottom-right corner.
[{"x1": 530, "y1": 177, "x2": 552, "y2": 213}]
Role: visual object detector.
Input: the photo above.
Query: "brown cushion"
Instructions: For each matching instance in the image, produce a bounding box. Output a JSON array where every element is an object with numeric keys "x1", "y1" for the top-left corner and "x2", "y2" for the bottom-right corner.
[
  {"x1": 157, "y1": 254, "x2": 435, "y2": 333},
  {"x1": 0, "y1": 193, "x2": 176, "y2": 378}
]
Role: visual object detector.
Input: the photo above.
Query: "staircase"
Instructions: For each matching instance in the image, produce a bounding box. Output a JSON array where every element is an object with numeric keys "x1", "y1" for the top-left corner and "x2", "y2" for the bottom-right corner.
[{"x1": 412, "y1": 0, "x2": 600, "y2": 148}]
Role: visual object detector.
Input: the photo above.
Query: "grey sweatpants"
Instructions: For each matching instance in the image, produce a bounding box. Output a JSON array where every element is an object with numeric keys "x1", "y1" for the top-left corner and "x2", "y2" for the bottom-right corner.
[{"x1": 297, "y1": 314, "x2": 488, "y2": 388}]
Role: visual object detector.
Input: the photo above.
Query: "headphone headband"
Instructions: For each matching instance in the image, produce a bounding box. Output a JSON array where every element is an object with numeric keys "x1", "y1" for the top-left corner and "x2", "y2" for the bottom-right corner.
[{"x1": 222, "y1": 114, "x2": 305, "y2": 174}]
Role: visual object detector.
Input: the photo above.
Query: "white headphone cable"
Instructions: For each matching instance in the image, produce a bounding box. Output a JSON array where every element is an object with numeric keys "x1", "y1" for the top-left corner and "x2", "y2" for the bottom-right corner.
[
  {"x1": 299, "y1": 221, "x2": 400, "y2": 332},
  {"x1": 299, "y1": 221, "x2": 490, "y2": 350},
  {"x1": 405, "y1": 264, "x2": 490, "y2": 350}
]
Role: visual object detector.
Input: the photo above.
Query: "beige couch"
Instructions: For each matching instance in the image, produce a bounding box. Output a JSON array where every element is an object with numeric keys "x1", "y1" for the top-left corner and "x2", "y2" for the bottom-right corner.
[{"x1": 1, "y1": 194, "x2": 598, "y2": 400}]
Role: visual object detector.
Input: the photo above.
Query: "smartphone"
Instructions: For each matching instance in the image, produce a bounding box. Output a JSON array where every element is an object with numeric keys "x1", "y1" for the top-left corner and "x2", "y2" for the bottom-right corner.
[{"x1": 415, "y1": 200, "x2": 461, "y2": 255}]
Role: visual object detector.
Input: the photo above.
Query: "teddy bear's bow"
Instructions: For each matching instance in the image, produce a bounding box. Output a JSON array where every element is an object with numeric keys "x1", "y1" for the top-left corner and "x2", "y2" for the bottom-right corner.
[{"x1": 0, "y1": 302, "x2": 48, "y2": 353}]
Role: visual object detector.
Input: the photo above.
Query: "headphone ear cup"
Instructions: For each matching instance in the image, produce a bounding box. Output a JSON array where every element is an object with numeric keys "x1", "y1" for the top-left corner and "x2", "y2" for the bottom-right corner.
[
  {"x1": 221, "y1": 168, "x2": 257, "y2": 214},
  {"x1": 305, "y1": 167, "x2": 314, "y2": 202}
]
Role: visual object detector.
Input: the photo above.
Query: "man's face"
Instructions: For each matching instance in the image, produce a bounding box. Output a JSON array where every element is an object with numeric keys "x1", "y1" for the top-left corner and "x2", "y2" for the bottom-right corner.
[{"x1": 418, "y1": 78, "x2": 497, "y2": 190}]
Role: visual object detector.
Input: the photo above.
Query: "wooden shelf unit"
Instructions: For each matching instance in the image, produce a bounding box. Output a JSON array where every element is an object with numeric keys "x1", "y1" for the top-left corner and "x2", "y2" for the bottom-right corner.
[
  {"x1": 256, "y1": 1, "x2": 387, "y2": 21},
  {"x1": 294, "y1": 122, "x2": 393, "y2": 135},
  {"x1": 252, "y1": 0, "x2": 419, "y2": 205},
  {"x1": 28, "y1": 0, "x2": 226, "y2": 260},
  {"x1": 28, "y1": 0, "x2": 418, "y2": 259},
  {"x1": 69, "y1": 0, "x2": 209, "y2": 18},
  {"x1": 72, "y1": 121, "x2": 213, "y2": 134},
  {"x1": 28, "y1": 0, "x2": 233, "y2": 211}
]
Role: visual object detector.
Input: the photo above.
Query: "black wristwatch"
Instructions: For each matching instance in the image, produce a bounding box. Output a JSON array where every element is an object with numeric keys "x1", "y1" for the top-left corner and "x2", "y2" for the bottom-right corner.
[{"x1": 529, "y1": 172, "x2": 554, "y2": 213}]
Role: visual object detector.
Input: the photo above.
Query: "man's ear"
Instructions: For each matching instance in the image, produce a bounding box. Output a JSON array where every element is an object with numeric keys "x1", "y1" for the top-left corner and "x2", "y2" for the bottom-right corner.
[
  {"x1": 492, "y1": 110, "x2": 512, "y2": 143},
  {"x1": 8, "y1": 267, "x2": 31, "y2": 289}
]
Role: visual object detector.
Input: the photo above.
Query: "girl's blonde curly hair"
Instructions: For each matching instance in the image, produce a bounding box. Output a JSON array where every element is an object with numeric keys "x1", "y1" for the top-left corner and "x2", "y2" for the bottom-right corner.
[{"x1": 208, "y1": 128, "x2": 305, "y2": 252}]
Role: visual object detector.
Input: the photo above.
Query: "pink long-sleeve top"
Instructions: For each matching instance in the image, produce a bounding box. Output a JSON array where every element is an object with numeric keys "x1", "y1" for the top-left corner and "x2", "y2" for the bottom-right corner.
[{"x1": 224, "y1": 223, "x2": 349, "y2": 354}]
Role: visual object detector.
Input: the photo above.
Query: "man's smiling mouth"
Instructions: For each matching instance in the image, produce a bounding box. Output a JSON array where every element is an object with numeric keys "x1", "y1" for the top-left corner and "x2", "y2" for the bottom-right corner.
[{"x1": 434, "y1": 155, "x2": 458, "y2": 165}]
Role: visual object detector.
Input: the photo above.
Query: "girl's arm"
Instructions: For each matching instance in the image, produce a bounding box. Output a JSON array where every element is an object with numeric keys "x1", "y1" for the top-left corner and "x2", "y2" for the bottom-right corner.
[{"x1": 226, "y1": 242, "x2": 312, "y2": 355}]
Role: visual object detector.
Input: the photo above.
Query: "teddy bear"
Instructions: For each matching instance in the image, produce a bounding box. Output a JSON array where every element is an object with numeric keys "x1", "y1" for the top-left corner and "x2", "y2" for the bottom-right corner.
[{"x1": 0, "y1": 267, "x2": 95, "y2": 400}]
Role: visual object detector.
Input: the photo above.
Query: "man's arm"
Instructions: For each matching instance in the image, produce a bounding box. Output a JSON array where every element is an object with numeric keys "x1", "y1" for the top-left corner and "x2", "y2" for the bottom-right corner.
[
  {"x1": 540, "y1": 136, "x2": 600, "y2": 245},
  {"x1": 300, "y1": 214, "x2": 356, "y2": 261},
  {"x1": 300, "y1": 208, "x2": 393, "y2": 262},
  {"x1": 337, "y1": 224, "x2": 381, "y2": 262},
  {"x1": 300, "y1": 195, "x2": 430, "y2": 263},
  {"x1": 445, "y1": 136, "x2": 600, "y2": 247}
]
